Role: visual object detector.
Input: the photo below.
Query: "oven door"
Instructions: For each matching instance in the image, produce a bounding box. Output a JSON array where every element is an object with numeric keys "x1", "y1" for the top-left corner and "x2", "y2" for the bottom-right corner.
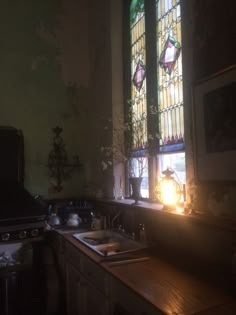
[{"x1": 0, "y1": 240, "x2": 46, "y2": 315}]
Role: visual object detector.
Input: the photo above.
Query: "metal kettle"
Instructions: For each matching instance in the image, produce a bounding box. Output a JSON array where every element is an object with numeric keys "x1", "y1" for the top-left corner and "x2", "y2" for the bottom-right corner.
[
  {"x1": 66, "y1": 213, "x2": 81, "y2": 227},
  {"x1": 48, "y1": 212, "x2": 61, "y2": 226}
]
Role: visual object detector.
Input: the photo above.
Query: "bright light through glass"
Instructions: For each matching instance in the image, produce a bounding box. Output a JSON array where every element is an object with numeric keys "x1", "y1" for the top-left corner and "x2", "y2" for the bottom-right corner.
[
  {"x1": 158, "y1": 152, "x2": 186, "y2": 184},
  {"x1": 159, "y1": 179, "x2": 180, "y2": 206},
  {"x1": 175, "y1": 205, "x2": 184, "y2": 214}
]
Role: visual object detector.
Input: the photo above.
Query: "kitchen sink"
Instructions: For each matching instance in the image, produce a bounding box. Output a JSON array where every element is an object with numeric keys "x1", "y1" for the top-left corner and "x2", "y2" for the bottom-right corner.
[{"x1": 73, "y1": 230, "x2": 146, "y2": 256}]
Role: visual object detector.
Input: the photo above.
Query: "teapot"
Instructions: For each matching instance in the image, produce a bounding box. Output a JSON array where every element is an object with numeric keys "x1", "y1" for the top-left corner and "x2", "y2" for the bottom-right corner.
[
  {"x1": 48, "y1": 213, "x2": 61, "y2": 226},
  {"x1": 66, "y1": 213, "x2": 81, "y2": 227}
]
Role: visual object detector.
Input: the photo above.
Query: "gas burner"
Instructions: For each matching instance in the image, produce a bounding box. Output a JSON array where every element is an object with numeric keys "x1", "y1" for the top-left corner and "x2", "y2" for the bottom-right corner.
[{"x1": 0, "y1": 221, "x2": 45, "y2": 243}]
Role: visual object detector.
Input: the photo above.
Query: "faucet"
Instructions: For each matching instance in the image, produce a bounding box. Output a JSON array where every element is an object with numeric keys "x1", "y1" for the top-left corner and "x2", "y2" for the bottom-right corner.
[{"x1": 111, "y1": 210, "x2": 122, "y2": 229}]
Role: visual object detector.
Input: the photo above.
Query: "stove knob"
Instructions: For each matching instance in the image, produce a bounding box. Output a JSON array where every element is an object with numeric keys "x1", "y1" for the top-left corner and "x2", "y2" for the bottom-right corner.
[
  {"x1": 19, "y1": 230, "x2": 27, "y2": 239},
  {"x1": 2, "y1": 233, "x2": 10, "y2": 241},
  {"x1": 31, "y1": 229, "x2": 39, "y2": 237}
]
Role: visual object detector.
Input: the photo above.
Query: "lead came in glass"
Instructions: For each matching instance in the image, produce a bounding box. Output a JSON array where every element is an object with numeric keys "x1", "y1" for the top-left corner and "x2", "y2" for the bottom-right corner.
[
  {"x1": 130, "y1": 0, "x2": 148, "y2": 197},
  {"x1": 157, "y1": 0, "x2": 184, "y2": 151},
  {"x1": 159, "y1": 35, "x2": 181, "y2": 75},
  {"x1": 132, "y1": 59, "x2": 146, "y2": 91},
  {"x1": 130, "y1": 0, "x2": 144, "y2": 25},
  {"x1": 130, "y1": 0, "x2": 147, "y2": 150}
]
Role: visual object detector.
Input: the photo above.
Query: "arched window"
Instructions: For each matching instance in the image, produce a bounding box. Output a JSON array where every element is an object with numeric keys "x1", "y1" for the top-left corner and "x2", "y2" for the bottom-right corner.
[{"x1": 126, "y1": 0, "x2": 186, "y2": 200}]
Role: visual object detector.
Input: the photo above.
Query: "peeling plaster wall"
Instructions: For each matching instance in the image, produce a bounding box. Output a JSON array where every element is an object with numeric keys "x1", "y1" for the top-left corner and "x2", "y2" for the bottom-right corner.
[
  {"x1": 0, "y1": 0, "x2": 90, "y2": 198},
  {"x1": 86, "y1": 0, "x2": 113, "y2": 199},
  {"x1": 0, "y1": 0, "x2": 114, "y2": 200}
]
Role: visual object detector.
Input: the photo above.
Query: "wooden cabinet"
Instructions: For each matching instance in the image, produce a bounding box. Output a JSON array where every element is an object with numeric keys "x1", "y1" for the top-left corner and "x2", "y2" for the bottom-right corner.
[
  {"x1": 50, "y1": 232, "x2": 164, "y2": 315},
  {"x1": 110, "y1": 277, "x2": 163, "y2": 315},
  {"x1": 80, "y1": 253, "x2": 109, "y2": 296},
  {"x1": 47, "y1": 231, "x2": 66, "y2": 281},
  {"x1": 65, "y1": 241, "x2": 110, "y2": 315},
  {"x1": 79, "y1": 273, "x2": 110, "y2": 315},
  {"x1": 66, "y1": 241, "x2": 81, "y2": 269},
  {"x1": 66, "y1": 262, "x2": 81, "y2": 315}
]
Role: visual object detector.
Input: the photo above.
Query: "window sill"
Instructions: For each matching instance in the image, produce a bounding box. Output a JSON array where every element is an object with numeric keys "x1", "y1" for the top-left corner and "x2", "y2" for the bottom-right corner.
[{"x1": 95, "y1": 198, "x2": 236, "y2": 232}]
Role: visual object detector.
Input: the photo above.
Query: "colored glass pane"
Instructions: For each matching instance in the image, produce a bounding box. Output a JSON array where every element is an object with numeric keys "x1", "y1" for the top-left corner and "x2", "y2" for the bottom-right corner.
[
  {"x1": 130, "y1": 0, "x2": 144, "y2": 25},
  {"x1": 130, "y1": 0, "x2": 147, "y2": 151},
  {"x1": 132, "y1": 59, "x2": 146, "y2": 91},
  {"x1": 159, "y1": 36, "x2": 181, "y2": 75},
  {"x1": 130, "y1": 0, "x2": 148, "y2": 198},
  {"x1": 156, "y1": 0, "x2": 184, "y2": 151}
]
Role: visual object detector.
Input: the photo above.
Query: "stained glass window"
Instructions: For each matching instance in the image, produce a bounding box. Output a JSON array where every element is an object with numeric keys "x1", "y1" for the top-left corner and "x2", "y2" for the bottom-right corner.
[
  {"x1": 130, "y1": 0, "x2": 149, "y2": 197},
  {"x1": 159, "y1": 35, "x2": 181, "y2": 75},
  {"x1": 130, "y1": 0, "x2": 147, "y2": 151},
  {"x1": 157, "y1": 0, "x2": 184, "y2": 153},
  {"x1": 126, "y1": 0, "x2": 186, "y2": 200}
]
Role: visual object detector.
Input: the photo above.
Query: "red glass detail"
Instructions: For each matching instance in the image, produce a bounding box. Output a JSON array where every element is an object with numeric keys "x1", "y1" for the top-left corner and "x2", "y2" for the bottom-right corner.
[
  {"x1": 179, "y1": 133, "x2": 184, "y2": 143},
  {"x1": 132, "y1": 60, "x2": 146, "y2": 91},
  {"x1": 159, "y1": 36, "x2": 181, "y2": 75}
]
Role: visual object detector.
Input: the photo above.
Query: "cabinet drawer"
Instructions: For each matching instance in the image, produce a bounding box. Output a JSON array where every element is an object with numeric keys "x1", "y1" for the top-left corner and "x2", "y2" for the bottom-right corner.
[
  {"x1": 80, "y1": 254, "x2": 109, "y2": 296},
  {"x1": 65, "y1": 241, "x2": 81, "y2": 269}
]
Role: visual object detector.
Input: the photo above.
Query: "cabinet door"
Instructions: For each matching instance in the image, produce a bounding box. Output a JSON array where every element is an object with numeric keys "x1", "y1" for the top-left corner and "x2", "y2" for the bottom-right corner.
[
  {"x1": 58, "y1": 236, "x2": 66, "y2": 280},
  {"x1": 66, "y1": 262, "x2": 81, "y2": 315},
  {"x1": 67, "y1": 263, "x2": 110, "y2": 315},
  {"x1": 111, "y1": 278, "x2": 162, "y2": 315},
  {"x1": 47, "y1": 232, "x2": 66, "y2": 281},
  {"x1": 80, "y1": 253, "x2": 109, "y2": 296},
  {"x1": 79, "y1": 274, "x2": 110, "y2": 315},
  {"x1": 112, "y1": 303, "x2": 132, "y2": 315}
]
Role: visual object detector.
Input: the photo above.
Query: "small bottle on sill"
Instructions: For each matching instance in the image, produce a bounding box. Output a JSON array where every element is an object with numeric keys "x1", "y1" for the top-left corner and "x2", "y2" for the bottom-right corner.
[{"x1": 139, "y1": 224, "x2": 147, "y2": 244}]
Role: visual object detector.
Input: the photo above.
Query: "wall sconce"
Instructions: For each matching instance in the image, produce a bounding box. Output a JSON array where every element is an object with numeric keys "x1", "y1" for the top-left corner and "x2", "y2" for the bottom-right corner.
[
  {"x1": 156, "y1": 168, "x2": 182, "y2": 211},
  {"x1": 47, "y1": 126, "x2": 82, "y2": 192}
]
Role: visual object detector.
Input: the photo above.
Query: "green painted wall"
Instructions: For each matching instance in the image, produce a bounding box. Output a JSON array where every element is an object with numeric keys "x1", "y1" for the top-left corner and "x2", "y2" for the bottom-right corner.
[{"x1": 0, "y1": 0, "x2": 91, "y2": 198}]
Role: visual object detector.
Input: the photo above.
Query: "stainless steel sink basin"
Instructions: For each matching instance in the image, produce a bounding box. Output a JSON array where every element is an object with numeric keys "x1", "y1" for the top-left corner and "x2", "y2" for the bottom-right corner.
[{"x1": 73, "y1": 230, "x2": 146, "y2": 256}]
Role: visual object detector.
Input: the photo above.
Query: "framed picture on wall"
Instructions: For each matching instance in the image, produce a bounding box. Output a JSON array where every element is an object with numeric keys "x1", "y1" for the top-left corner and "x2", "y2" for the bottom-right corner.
[{"x1": 193, "y1": 64, "x2": 236, "y2": 182}]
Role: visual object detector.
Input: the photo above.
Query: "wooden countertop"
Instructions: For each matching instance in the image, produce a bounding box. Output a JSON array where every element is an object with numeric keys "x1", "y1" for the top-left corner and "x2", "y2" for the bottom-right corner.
[{"x1": 64, "y1": 233, "x2": 236, "y2": 315}]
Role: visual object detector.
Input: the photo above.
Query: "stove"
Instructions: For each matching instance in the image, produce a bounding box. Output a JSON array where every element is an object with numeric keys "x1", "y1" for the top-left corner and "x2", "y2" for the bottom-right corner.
[
  {"x1": 0, "y1": 127, "x2": 46, "y2": 232},
  {"x1": 0, "y1": 181, "x2": 47, "y2": 242},
  {"x1": 0, "y1": 127, "x2": 48, "y2": 315},
  {"x1": 0, "y1": 127, "x2": 47, "y2": 251},
  {"x1": 0, "y1": 221, "x2": 45, "y2": 242}
]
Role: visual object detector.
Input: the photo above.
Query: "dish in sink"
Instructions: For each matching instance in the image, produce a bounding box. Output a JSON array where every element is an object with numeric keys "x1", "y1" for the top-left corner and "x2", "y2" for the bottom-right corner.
[{"x1": 73, "y1": 230, "x2": 146, "y2": 256}]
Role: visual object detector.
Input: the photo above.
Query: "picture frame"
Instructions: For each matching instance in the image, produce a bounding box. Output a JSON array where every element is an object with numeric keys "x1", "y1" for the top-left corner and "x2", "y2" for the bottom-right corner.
[{"x1": 192, "y1": 65, "x2": 236, "y2": 182}]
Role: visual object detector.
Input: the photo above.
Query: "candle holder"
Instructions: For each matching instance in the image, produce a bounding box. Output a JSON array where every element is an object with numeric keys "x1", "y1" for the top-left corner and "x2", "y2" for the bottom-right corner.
[{"x1": 47, "y1": 126, "x2": 82, "y2": 192}]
